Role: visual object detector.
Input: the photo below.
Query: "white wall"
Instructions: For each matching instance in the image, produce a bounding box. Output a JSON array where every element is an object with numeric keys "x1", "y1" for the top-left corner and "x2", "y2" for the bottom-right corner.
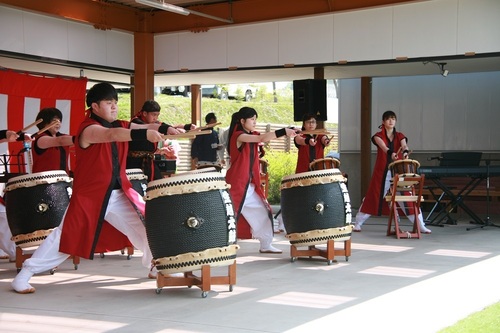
[
  {"x1": 155, "y1": 0, "x2": 500, "y2": 71},
  {"x1": 0, "y1": 6, "x2": 134, "y2": 70},
  {"x1": 340, "y1": 72, "x2": 500, "y2": 152}
]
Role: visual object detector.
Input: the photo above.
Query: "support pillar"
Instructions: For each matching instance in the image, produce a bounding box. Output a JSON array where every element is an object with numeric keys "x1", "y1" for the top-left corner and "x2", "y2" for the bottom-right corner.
[
  {"x1": 360, "y1": 77, "x2": 372, "y2": 196},
  {"x1": 133, "y1": 32, "x2": 155, "y2": 117}
]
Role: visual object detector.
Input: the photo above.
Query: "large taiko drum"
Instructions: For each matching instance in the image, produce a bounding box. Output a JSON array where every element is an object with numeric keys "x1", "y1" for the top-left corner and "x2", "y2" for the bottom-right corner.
[
  {"x1": 4, "y1": 171, "x2": 72, "y2": 249},
  {"x1": 309, "y1": 157, "x2": 341, "y2": 171},
  {"x1": 144, "y1": 171, "x2": 238, "y2": 274},
  {"x1": 280, "y1": 169, "x2": 353, "y2": 247},
  {"x1": 388, "y1": 159, "x2": 420, "y2": 177},
  {"x1": 126, "y1": 168, "x2": 148, "y2": 196}
]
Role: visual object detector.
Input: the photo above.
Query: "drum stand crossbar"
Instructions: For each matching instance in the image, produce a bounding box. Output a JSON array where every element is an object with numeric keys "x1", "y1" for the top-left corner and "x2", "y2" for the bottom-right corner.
[
  {"x1": 386, "y1": 174, "x2": 425, "y2": 239},
  {"x1": 16, "y1": 246, "x2": 80, "y2": 273},
  {"x1": 155, "y1": 262, "x2": 236, "y2": 298},
  {"x1": 290, "y1": 238, "x2": 351, "y2": 265}
]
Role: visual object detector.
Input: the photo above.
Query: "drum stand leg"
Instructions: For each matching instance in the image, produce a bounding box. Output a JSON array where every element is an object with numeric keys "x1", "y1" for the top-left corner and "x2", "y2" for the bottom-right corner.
[
  {"x1": 290, "y1": 239, "x2": 352, "y2": 265},
  {"x1": 155, "y1": 262, "x2": 236, "y2": 298},
  {"x1": 15, "y1": 246, "x2": 80, "y2": 273}
]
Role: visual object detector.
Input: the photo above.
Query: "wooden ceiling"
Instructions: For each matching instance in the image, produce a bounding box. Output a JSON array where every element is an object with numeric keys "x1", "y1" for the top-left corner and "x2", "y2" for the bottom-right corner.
[{"x1": 0, "y1": 0, "x2": 418, "y2": 33}]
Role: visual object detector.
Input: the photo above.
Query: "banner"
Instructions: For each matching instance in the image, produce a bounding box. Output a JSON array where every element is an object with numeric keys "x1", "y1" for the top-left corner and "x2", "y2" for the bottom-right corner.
[{"x1": 0, "y1": 70, "x2": 87, "y2": 173}]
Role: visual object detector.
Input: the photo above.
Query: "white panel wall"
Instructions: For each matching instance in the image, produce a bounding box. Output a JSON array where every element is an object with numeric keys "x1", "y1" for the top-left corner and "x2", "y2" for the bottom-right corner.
[
  {"x1": 23, "y1": 12, "x2": 69, "y2": 60},
  {"x1": 178, "y1": 29, "x2": 227, "y2": 70},
  {"x1": 457, "y1": 0, "x2": 500, "y2": 54},
  {"x1": 338, "y1": 79, "x2": 361, "y2": 151},
  {"x1": 227, "y1": 22, "x2": 279, "y2": 68},
  {"x1": 0, "y1": 6, "x2": 134, "y2": 70},
  {"x1": 105, "y1": 30, "x2": 134, "y2": 69},
  {"x1": 393, "y1": 0, "x2": 458, "y2": 58},
  {"x1": 155, "y1": 34, "x2": 179, "y2": 71},
  {"x1": 0, "y1": 7, "x2": 24, "y2": 53},
  {"x1": 333, "y1": 7, "x2": 393, "y2": 62},
  {"x1": 68, "y1": 23, "x2": 107, "y2": 66},
  {"x1": 340, "y1": 72, "x2": 500, "y2": 152},
  {"x1": 278, "y1": 15, "x2": 334, "y2": 65}
]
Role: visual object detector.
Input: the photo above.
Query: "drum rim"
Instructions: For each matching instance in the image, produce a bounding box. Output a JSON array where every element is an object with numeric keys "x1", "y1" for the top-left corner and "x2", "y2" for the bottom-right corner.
[
  {"x1": 282, "y1": 168, "x2": 342, "y2": 181},
  {"x1": 388, "y1": 159, "x2": 421, "y2": 168},
  {"x1": 309, "y1": 157, "x2": 341, "y2": 168},
  {"x1": 5, "y1": 171, "x2": 72, "y2": 191}
]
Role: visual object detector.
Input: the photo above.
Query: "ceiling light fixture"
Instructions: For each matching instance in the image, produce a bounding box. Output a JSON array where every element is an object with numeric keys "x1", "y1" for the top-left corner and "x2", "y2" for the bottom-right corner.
[
  {"x1": 423, "y1": 61, "x2": 449, "y2": 77},
  {"x1": 135, "y1": 0, "x2": 233, "y2": 23},
  {"x1": 136, "y1": 0, "x2": 189, "y2": 15}
]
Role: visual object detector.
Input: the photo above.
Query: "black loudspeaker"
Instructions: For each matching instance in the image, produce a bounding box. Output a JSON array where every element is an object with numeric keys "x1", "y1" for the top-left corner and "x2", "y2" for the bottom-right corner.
[{"x1": 293, "y1": 79, "x2": 327, "y2": 121}]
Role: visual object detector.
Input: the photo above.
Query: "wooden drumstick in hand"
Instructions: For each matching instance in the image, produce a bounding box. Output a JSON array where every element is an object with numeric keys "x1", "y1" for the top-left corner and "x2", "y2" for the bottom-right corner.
[
  {"x1": 195, "y1": 122, "x2": 221, "y2": 131},
  {"x1": 17, "y1": 119, "x2": 43, "y2": 134},
  {"x1": 32, "y1": 120, "x2": 60, "y2": 137}
]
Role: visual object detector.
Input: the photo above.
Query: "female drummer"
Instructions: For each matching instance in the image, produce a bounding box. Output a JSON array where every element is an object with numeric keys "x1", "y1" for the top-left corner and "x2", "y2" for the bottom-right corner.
[
  {"x1": 354, "y1": 110, "x2": 431, "y2": 233},
  {"x1": 294, "y1": 114, "x2": 330, "y2": 173},
  {"x1": 32, "y1": 107, "x2": 74, "y2": 174},
  {"x1": 226, "y1": 107, "x2": 296, "y2": 253}
]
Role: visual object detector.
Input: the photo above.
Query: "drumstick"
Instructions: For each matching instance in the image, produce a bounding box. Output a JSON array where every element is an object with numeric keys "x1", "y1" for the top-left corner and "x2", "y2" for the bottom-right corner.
[
  {"x1": 17, "y1": 119, "x2": 43, "y2": 134},
  {"x1": 301, "y1": 129, "x2": 332, "y2": 135},
  {"x1": 32, "y1": 120, "x2": 60, "y2": 137},
  {"x1": 195, "y1": 122, "x2": 221, "y2": 131},
  {"x1": 162, "y1": 130, "x2": 212, "y2": 140}
]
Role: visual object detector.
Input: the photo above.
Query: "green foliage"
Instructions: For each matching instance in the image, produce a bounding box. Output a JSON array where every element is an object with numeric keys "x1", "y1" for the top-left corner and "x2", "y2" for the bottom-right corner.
[
  {"x1": 117, "y1": 93, "x2": 307, "y2": 128},
  {"x1": 264, "y1": 150, "x2": 297, "y2": 204}
]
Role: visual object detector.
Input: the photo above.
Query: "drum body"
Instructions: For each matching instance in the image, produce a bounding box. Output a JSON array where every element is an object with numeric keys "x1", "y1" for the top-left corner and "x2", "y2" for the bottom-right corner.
[
  {"x1": 280, "y1": 169, "x2": 352, "y2": 246},
  {"x1": 4, "y1": 171, "x2": 72, "y2": 248},
  {"x1": 388, "y1": 159, "x2": 420, "y2": 177},
  {"x1": 309, "y1": 157, "x2": 341, "y2": 171},
  {"x1": 145, "y1": 171, "x2": 238, "y2": 274},
  {"x1": 126, "y1": 168, "x2": 148, "y2": 196}
]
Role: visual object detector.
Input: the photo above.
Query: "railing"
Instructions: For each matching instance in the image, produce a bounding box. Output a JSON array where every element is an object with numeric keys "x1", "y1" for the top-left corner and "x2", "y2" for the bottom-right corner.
[{"x1": 175, "y1": 124, "x2": 338, "y2": 172}]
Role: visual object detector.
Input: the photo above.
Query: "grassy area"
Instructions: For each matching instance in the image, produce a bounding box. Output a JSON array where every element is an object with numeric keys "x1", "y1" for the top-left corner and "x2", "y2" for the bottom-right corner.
[
  {"x1": 438, "y1": 302, "x2": 500, "y2": 333},
  {"x1": 117, "y1": 92, "x2": 337, "y2": 129}
]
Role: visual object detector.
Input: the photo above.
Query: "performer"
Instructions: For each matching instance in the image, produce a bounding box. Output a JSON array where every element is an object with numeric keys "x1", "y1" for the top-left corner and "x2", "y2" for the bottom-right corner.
[
  {"x1": 353, "y1": 110, "x2": 431, "y2": 233},
  {"x1": 294, "y1": 113, "x2": 331, "y2": 173},
  {"x1": 12, "y1": 82, "x2": 182, "y2": 294},
  {"x1": 191, "y1": 112, "x2": 222, "y2": 169},
  {"x1": 0, "y1": 129, "x2": 29, "y2": 261},
  {"x1": 127, "y1": 100, "x2": 195, "y2": 181},
  {"x1": 225, "y1": 106, "x2": 296, "y2": 253},
  {"x1": 31, "y1": 108, "x2": 74, "y2": 174}
]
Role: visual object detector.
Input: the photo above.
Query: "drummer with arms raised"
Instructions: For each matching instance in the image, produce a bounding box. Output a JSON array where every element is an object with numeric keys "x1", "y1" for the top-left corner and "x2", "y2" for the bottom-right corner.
[
  {"x1": 294, "y1": 113, "x2": 330, "y2": 173},
  {"x1": 353, "y1": 110, "x2": 431, "y2": 234}
]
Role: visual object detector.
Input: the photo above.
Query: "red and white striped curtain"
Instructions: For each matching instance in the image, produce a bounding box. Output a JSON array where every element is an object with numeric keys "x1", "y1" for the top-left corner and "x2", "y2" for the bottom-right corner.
[{"x1": 0, "y1": 70, "x2": 87, "y2": 173}]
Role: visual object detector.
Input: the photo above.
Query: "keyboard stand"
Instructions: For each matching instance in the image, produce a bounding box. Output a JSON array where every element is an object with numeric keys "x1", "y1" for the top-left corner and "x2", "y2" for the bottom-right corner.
[
  {"x1": 423, "y1": 186, "x2": 456, "y2": 226},
  {"x1": 467, "y1": 160, "x2": 500, "y2": 230},
  {"x1": 427, "y1": 177, "x2": 484, "y2": 226}
]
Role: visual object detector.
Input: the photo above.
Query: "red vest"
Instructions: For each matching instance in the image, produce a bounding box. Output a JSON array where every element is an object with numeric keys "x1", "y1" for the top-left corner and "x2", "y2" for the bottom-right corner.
[
  {"x1": 226, "y1": 130, "x2": 272, "y2": 239},
  {"x1": 59, "y1": 117, "x2": 143, "y2": 259},
  {"x1": 32, "y1": 133, "x2": 70, "y2": 173}
]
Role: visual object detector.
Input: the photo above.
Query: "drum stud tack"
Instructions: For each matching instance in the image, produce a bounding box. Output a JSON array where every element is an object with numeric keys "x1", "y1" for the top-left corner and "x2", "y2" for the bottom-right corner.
[
  {"x1": 185, "y1": 216, "x2": 203, "y2": 229},
  {"x1": 314, "y1": 201, "x2": 325, "y2": 215},
  {"x1": 36, "y1": 202, "x2": 49, "y2": 213}
]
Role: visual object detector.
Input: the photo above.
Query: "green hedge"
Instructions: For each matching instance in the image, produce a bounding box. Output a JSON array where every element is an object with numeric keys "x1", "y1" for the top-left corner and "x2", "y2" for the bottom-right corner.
[{"x1": 263, "y1": 150, "x2": 297, "y2": 204}]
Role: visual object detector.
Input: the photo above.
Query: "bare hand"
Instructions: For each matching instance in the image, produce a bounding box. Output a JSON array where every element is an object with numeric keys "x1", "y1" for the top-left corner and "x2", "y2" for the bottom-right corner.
[
  {"x1": 167, "y1": 127, "x2": 182, "y2": 135},
  {"x1": 146, "y1": 130, "x2": 164, "y2": 143}
]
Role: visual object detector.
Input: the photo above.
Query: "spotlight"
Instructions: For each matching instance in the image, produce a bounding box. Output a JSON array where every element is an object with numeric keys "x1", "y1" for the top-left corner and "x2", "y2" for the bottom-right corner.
[{"x1": 423, "y1": 61, "x2": 449, "y2": 77}]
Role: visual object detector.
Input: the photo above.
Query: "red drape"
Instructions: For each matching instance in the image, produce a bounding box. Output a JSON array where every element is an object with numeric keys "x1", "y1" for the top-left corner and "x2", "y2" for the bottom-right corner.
[{"x1": 0, "y1": 70, "x2": 87, "y2": 173}]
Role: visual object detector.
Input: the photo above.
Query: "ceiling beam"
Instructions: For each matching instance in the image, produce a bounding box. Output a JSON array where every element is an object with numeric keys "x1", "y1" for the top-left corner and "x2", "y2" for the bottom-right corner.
[
  {"x1": 0, "y1": 0, "x2": 143, "y2": 32},
  {"x1": 0, "y1": 0, "x2": 418, "y2": 33}
]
